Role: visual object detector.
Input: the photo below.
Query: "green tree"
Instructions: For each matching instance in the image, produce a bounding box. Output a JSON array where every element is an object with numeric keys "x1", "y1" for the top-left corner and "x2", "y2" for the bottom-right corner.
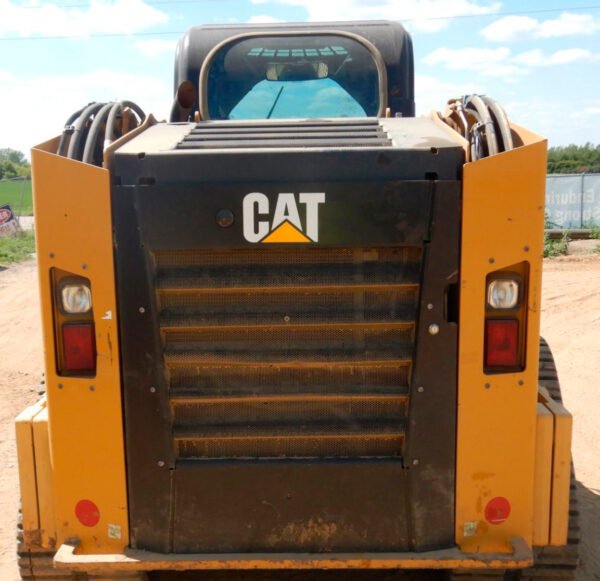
[
  {"x1": 0, "y1": 148, "x2": 28, "y2": 165},
  {"x1": 0, "y1": 160, "x2": 18, "y2": 180},
  {"x1": 547, "y1": 143, "x2": 600, "y2": 174},
  {"x1": 0, "y1": 149, "x2": 30, "y2": 179}
]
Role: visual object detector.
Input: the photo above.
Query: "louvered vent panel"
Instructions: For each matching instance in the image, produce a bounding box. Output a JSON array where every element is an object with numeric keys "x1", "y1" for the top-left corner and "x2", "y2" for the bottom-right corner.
[
  {"x1": 175, "y1": 119, "x2": 392, "y2": 150},
  {"x1": 155, "y1": 247, "x2": 422, "y2": 459}
]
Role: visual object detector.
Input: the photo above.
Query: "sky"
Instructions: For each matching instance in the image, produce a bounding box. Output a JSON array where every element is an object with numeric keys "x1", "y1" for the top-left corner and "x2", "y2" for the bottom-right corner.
[{"x1": 0, "y1": 0, "x2": 598, "y2": 155}]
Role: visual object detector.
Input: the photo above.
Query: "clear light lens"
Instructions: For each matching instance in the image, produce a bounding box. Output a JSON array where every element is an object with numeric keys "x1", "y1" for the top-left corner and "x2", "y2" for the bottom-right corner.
[
  {"x1": 487, "y1": 279, "x2": 519, "y2": 309},
  {"x1": 61, "y1": 284, "x2": 92, "y2": 314}
]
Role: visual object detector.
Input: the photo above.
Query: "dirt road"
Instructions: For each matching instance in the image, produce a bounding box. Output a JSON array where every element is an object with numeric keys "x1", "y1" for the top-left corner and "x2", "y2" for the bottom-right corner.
[{"x1": 0, "y1": 255, "x2": 598, "y2": 580}]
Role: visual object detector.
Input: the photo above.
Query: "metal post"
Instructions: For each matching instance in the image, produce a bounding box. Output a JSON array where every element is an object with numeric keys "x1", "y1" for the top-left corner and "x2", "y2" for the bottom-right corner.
[{"x1": 580, "y1": 173, "x2": 585, "y2": 228}]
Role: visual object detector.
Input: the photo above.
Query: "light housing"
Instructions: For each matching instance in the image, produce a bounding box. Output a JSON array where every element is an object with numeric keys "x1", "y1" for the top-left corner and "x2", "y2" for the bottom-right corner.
[
  {"x1": 61, "y1": 283, "x2": 92, "y2": 314},
  {"x1": 487, "y1": 278, "x2": 519, "y2": 310}
]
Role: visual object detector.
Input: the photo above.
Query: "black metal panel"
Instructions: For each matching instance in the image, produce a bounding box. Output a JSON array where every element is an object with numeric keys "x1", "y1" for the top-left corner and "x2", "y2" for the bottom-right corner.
[
  {"x1": 112, "y1": 141, "x2": 463, "y2": 555},
  {"x1": 172, "y1": 459, "x2": 409, "y2": 552},
  {"x1": 135, "y1": 181, "x2": 431, "y2": 250},
  {"x1": 112, "y1": 185, "x2": 175, "y2": 551},
  {"x1": 114, "y1": 145, "x2": 461, "y2": 185},
  {"x1": 404, "y1": 181, "x2": 461, "y2": 551}
]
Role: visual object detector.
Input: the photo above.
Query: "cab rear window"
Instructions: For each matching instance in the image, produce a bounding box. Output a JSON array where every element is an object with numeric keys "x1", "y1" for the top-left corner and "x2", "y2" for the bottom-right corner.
[{"x1": 206, "y1": 34, "x2": 382, "y2": 120}]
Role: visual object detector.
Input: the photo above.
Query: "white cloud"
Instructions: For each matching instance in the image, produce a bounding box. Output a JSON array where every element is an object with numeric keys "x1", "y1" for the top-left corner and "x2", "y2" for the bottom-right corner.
[
  {"x1": 422, "y1": 47, "x2": 525, "y2": 77},
  {"x1": 415, "y1": 74, "x2": 480, "y2": 115},
  {"x1": 251, "y1": 0, "x2": 501, "y2": 32},
  {"x1": 423, "y1": 46, "x2": 509, "y2": 69},
  {"x1": 248, "y1": 15, "x2": 284, "y2": 23},
  {"x1": 423, "y1": 46, "x2": 597, "y2": 80},
  {"x1": 504, "y1": 98, "x2": 600, "y2": 146},
  {"x1": 0, "y1": 69, "x2": 170, "y2": 155},
  {"x1": 135, "y1": 39, "x2": 177, "y2": 58},
  {"x1": 0, "y1": 0, "x2": 168, "y2": 38},
  {"x1": 481, "y1": 12, "x2": 600, "y2": 42},
  {"x1": 513, "y1": 48, "x2": 595, "y2": 67}
]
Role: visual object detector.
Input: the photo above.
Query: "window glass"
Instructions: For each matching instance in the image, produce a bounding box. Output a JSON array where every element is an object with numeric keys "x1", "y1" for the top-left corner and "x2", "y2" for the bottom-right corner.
[{"x1": 206, "y1": 34, "x2": 381, "y2": 120}]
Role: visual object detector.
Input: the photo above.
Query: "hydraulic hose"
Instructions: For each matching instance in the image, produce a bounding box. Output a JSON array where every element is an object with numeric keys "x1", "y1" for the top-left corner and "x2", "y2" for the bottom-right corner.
[
  {"x1": 57, "y1": 105, "x2": 87, "y2": 157},
  {"x1": 66, "y1": 102, "x2": 104, "y2": 160},
  {"x1": 481, "y1": 95, "x2": 514, "y2": 152},
  {"x1": 464, "y1": 94, "x2": 498, "y2": 158},
  {"x1": 105, "y1": 100, "x2": 146, "y2": 145},
  {"x1": 81, "y1": 102, "x2": 115, "y2": 165},
  {"x1": 58, "y1": 100, "x2": 145, "y2": 166},
  {"x1": 442, "y1": 94, "x2": 514, "y2": 161}
]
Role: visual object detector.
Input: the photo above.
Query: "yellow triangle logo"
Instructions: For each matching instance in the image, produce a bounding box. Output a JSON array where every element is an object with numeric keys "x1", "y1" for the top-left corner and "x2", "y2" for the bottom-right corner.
[{"x1": 261, "y1": 220, "x2": 312, "y2": 243}]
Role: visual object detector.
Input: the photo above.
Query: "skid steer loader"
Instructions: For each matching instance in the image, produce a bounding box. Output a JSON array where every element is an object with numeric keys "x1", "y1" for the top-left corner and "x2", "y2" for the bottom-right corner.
[{"x1": 16, "y1": 20, "x2": 577, "y2": 580}]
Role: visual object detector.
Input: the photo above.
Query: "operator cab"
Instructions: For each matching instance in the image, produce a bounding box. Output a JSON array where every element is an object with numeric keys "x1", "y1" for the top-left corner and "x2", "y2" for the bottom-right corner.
[{"x1": 171, "y1": 21, "x2": 415, "y2": 121}]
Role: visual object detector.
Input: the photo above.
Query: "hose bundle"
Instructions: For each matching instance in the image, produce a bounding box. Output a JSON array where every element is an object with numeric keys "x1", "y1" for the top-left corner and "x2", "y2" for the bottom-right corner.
[
  {"x1": 57, "y1": 101, "x2": 146, "y2": 166},
  {"x1": 442, "y1": 95, "x2": 514, "y2": 161}
]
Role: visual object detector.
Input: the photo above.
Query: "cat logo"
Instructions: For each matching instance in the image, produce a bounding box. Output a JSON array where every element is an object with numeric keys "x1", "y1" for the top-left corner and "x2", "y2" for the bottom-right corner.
[{"x1": 243, "y1": 192, "x2": 325, "y2": 243}]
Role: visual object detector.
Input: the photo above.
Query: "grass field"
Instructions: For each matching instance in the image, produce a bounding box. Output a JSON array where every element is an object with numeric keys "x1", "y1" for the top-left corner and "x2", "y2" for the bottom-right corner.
[
  {"x1": 0, "y1": 179, "x2": 33, "y2": 216},
  {"x1": 0, "y1": 231, "x2": 35, "y2": 264}
]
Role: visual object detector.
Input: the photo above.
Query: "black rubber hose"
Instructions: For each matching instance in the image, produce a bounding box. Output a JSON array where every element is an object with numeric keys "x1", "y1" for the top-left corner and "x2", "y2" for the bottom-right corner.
[
  {"x1": 66, "y1": 102, "x2": 104, "y2": 160},
  {"x1": 57, "y1": 105, "x2": 87, "y2": 157},
  {"x1": 481, "y1": 95, "x2": 514, "y2": 152},
  {"x1": 464, "y1": 94, "x2": 499, "y2": 157},
  {"x1": 105, "y1": 100, "x2": 145, "y2": 145},
  {"x1": 82, "y1": 101, "x2": 115, "y2": 166}
]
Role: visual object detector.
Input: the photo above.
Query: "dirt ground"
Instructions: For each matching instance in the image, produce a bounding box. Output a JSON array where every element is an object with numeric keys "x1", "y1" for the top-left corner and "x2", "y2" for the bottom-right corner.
[{"x1": 0, "y1": 252, "x2": 598, "y2": 580}]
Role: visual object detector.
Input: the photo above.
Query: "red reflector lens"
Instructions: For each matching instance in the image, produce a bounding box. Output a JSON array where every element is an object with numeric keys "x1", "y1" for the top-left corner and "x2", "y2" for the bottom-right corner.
[
  {"x1": 61, "y1": 323, "x2": 96, "y2": 373},
  {"x1": 485, "y1": 496, "x2": 511, "y2": 525},
  {"x1": 75, "y1": 499, "x2": 101, "y2": 527},
  {"x1": 485, "y1": 319, "x2": 519, "y2": 368}
]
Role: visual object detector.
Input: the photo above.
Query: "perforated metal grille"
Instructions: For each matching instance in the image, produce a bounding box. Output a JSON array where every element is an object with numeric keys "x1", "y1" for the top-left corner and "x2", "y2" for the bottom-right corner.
[{"x1": 155, "y1": 247, "x2": 422, "y2": 459}]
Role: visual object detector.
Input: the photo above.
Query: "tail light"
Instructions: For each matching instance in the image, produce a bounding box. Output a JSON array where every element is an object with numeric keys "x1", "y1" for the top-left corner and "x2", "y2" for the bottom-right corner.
[
  {"x1": 485, "y1": 319, "x2": 519, "y2": 367},
  {"x1": 52, "y1": 269, "x2": 96, "y2": 376},
  {"x1": 61, "y1": 323, "x2": 96, "y2": 373},
  {"x1": 484, "y1": 266, "x2": 527, "y2": 373}
]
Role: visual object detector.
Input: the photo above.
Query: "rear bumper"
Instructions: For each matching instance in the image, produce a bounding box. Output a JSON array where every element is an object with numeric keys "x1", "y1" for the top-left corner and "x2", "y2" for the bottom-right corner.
[{"x1": 55, "y1": 537, "x2": 533, "y2": 572}]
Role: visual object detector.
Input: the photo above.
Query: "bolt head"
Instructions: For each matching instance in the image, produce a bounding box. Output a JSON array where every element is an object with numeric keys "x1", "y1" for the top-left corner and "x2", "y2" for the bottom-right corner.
[
  {"x1": 428, "y1": 323, "x2": 440, "y2": 335},
  {"x1": 412, "y1": 459, "x2": 419, "y2": 466},
  {"x1": 417, "y1": 386, "x2": 425, "y2": 393},
  {"x1": 157, "y1": 460, "x2": 165, "y2": 467},
  {"x1": 216, "y1": 209, "x2": 234, "y2": 228}
]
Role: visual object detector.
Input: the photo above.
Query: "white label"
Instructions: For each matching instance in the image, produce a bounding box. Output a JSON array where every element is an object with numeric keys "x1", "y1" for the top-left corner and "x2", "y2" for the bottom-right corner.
[{"x1": 108, "y1": 523, "x2": 122, "y2": 539}]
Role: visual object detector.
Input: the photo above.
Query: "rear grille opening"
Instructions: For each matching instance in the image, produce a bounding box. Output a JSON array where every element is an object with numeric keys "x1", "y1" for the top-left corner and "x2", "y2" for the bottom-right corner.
[
  {"x1": 155, "y1": 247, "x2": 423, "y2": 459},
  {"x1": 175, "y1": 119, "x2": 392, "y2": 150}
]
